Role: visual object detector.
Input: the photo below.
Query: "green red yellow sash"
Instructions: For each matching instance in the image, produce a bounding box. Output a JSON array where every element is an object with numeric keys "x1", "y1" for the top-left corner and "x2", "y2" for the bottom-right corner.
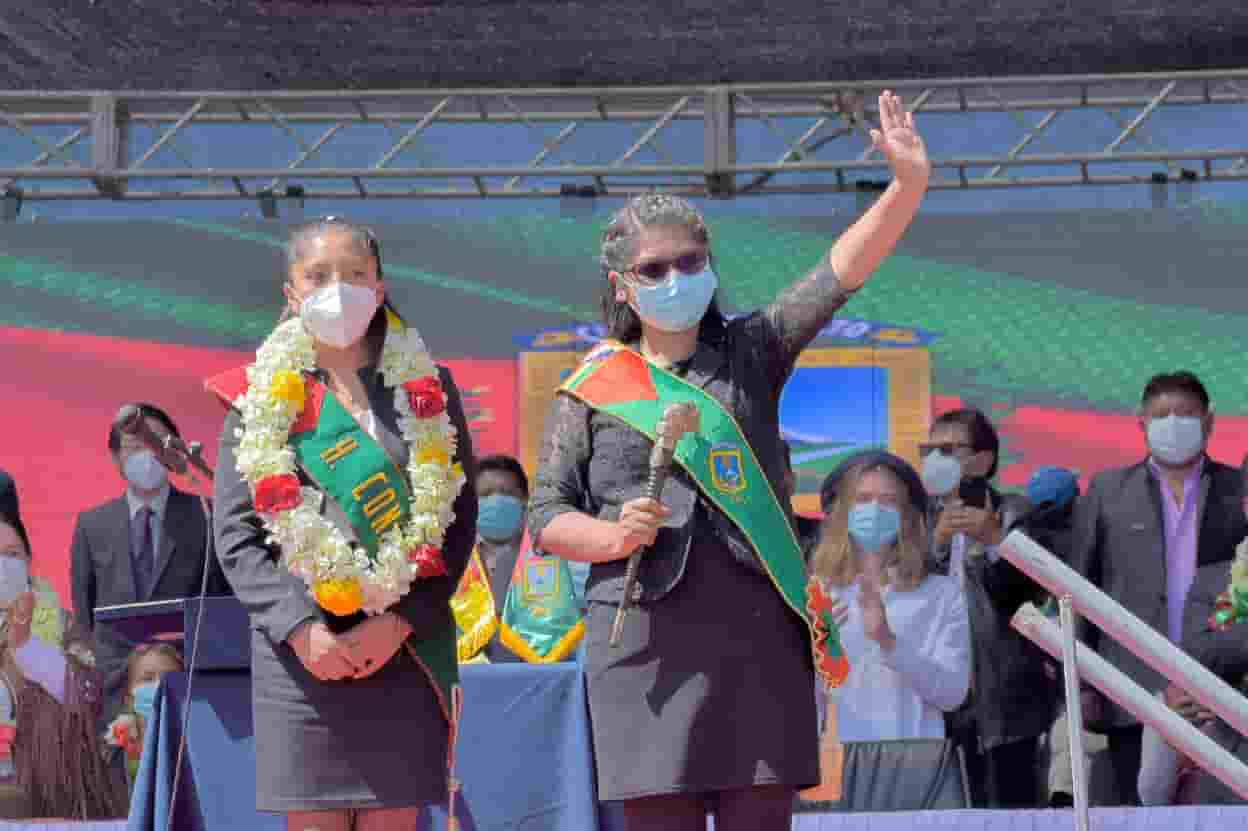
[{"x1": 559, "y1": 341, "x2": 849, "y2": 687}]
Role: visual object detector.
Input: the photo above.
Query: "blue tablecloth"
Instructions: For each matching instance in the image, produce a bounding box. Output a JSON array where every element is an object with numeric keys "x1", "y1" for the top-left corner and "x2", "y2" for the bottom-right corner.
[{"x1": 127, "y1": 662, "x2": 602, "y2": 831}]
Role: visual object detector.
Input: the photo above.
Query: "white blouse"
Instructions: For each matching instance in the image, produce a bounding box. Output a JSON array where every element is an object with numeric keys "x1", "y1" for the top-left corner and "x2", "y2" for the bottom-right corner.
[{"x1": 829, "y1": 573, "x2": 971, "y2": 742}]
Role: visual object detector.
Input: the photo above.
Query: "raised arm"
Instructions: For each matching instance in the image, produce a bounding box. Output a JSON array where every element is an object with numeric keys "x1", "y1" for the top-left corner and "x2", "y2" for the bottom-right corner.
[{"x1": 764, "y1": 91, "x2": 930, "y2": 373}]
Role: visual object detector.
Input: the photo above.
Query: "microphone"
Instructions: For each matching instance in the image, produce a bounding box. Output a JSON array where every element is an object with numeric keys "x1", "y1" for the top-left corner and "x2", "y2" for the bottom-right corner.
[
  {"x1": 610, "y1": 402, "x2": 700, "y2": 648},
  {"x1": 116, "y1": 405, "x2": 212, "y2": 480}
]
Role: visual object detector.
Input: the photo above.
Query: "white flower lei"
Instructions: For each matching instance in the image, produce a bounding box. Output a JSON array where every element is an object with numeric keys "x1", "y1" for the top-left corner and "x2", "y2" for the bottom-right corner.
[{"x1": 232, "y1": 313, "x2": 465, "y2": 615}]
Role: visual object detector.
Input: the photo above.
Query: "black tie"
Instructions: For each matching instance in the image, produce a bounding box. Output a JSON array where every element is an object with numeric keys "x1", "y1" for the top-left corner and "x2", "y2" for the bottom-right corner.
[{"x1": 133, "y1": 506, "x2": 155, "y2": 599}]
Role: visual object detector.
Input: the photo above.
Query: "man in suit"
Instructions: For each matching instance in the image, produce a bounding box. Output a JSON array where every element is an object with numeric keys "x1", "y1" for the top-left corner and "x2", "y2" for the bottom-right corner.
[
  {"x1": 1071, "y1": 371, "x2": 1247, "y2": 805},
  {"x1": 69, "y1": 403, "x2": 231, "y2": 718},
  {"x1": 1137, "y1": 546, "x2": 1248, "y2": 806}
]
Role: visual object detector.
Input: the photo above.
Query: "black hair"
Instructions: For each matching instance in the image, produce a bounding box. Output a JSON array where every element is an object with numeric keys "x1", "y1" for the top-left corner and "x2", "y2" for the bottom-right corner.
[
  {"x1": 931, "y1": 407, "x2": 1001, "y2": 479},
  {"x1": 287, "y1": 216, "x2": 384, "y2": 278},
  {"x1": 478, "y1": 454, "x2": 530, "y2": 498},
  {"x1": 108, "y1": 403, "x2": 180, "y2": 455},
  {"x1": 1141, "y1": 371, "x2": 1210, "y2": 411}
]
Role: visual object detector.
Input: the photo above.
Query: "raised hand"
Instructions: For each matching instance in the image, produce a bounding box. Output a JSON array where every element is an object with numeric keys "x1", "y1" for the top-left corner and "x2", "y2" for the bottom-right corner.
[{"x1": 869, "y1": 91, "x2": 931, "y2": 189}]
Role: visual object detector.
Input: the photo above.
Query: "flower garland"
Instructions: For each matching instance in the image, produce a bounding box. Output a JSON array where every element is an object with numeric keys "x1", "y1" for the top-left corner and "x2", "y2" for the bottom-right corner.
[
  {"x1": 232, "y1": 309, "x2": 465, "y2": 616},
  {"x1": 1210, "y1": 539, "x2": 1248, "y2": 631}
]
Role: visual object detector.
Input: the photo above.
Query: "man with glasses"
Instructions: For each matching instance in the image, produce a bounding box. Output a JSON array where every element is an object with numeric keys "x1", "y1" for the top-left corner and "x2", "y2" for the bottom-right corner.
[{"x1": 921, "y1": 409, "x2": 1055, "y2": 809}]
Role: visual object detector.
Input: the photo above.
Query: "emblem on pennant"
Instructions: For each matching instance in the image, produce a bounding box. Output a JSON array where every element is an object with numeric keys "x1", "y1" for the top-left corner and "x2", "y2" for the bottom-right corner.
[{"x1": 709, "y1": 443, "x2": 747, "y2": 495}]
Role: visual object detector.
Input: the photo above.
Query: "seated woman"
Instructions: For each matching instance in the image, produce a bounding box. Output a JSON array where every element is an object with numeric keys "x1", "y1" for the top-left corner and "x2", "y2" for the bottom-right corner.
[
  {"x1": 811, "y1": 451, "x2": 971, "y2": 742},
  {"x1": 105, "y1": 642, "x2": 185, "y2": 788},
  {"x1": 0, "y1": 506, "x2": 124, "y2": 819}
]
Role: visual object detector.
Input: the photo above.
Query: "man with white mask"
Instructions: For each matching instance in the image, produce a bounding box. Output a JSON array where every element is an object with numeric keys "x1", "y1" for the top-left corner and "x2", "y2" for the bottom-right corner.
[
  {"x1": 920, "y1": 408, "x2": 1054, "y2": 809},
  {"x1": 69, "y1": 402, "x2": 231, "y2": 726},
  {"x1": 1071, "y1": 371, "x2": 1247, "y2": 806}
]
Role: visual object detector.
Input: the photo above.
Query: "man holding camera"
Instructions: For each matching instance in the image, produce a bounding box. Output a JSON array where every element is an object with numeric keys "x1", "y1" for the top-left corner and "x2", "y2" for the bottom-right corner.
[{"x1": 922, "y1": 408, "x2": 1055, "y2": 808}]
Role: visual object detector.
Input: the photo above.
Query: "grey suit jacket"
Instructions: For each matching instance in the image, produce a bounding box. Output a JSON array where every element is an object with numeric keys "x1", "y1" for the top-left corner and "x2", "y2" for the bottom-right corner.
[
  {"x1": 1071, "y1": 457, "x2": 1246, "y2": 728},
  {"x1": 69, "y1": 486, "x2": 231, "y2": 707}
]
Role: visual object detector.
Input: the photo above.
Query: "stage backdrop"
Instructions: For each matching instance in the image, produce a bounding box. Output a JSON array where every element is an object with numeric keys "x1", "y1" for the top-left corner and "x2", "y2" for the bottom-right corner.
[{"x1": 4, "y1": 205, "x2": 1248, "y2": 608}]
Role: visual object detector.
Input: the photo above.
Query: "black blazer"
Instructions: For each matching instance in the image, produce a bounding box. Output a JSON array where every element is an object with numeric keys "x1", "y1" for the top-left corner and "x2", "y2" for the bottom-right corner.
[
  {"x1": 1071, "y1": 457, "x2": 1246, "y2": 728},
  {"x1": 69, "y1": 486, "x2": 230, "y2": 706}
]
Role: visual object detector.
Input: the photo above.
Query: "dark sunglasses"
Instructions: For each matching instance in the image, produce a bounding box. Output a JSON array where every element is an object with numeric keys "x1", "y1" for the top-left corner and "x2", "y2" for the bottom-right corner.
[
  {"x1": 628, "y1": 251, "x2": 708, "y2": 284},
  {"x1": 919, "y1": 441, "x2": 976, "y2": 457}
]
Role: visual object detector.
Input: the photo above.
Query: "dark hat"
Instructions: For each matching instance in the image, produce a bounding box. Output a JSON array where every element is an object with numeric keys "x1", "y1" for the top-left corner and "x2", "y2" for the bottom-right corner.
[
  {"x1": 0, "y1": 468, "x2": 16, "y2": 522},
  {"x1": 0, "y1": 472, "x2": 28, "y2": 556},
  {"x1": 819, "y1": 450, "x2": 928, "y2": 517}
]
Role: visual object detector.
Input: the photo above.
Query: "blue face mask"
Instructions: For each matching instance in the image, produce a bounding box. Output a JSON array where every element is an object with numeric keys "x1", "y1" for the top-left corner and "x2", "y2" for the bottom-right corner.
[
  {"x1": 131, "y1": 682, "x2": 159, "y2": 722},
  {"x1": 478, "y1": 494, "x2": 525, "y2": 543},
  {"x1": 848, "y1": 502, "x2": 902, "y2": 554},
  {"x1": 631, "y1": 266, "x2": 718, "y2": 334}
]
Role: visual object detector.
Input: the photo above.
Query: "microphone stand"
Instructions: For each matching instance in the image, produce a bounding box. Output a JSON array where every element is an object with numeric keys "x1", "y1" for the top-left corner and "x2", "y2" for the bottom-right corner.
[{"x1": 152, "y1": 439, "x2": 214, "y2": 831}]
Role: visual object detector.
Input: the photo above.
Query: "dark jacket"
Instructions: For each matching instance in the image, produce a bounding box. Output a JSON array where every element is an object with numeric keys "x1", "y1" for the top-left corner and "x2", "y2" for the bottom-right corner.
[
  {"x1": 931, "y1": 487, "x2": 1058, "y2": 751},
  {"x1": 1160, "y1": 560, "x2": 1248, "y2": 805},
  {"x1": 1070, "y1": 457, "x2": 1246, "y2": 729},
  {"x1": 69, "y1": 486, "x2": 230, "y2": 715},
  {"x1": 528, "y1": 265, "x2": 851, "y2": 607}
]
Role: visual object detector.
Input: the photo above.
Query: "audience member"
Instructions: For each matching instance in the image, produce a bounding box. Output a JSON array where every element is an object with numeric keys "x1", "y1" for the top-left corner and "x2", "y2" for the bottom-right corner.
[
  {"x1": 813, "y1": 451, "x2": 970, "y2": 742},
  {"x1": 923, "y1": 408, "x2": 1056, "y2": 808},
  {"x1": 1138, "y1": 554, "x2": 1248, "y2": 805},
  {"x1": 0, "y1": 502, "x2": 124, "y2": 819},
  {"x1": 1071, "y1": 371, "x2": 1246, "y2": 805},
  {"x1": 69, "y1": 403, "x2": 230, "y2": 723},
  {"x1": 105, "y1": 642, "x2": 185, "y2": 789},
  {"x1": 475, "y1": 455, "x2": 531, "y2": 663},
  {"x1": 0, "y1": 469, "x2": 17, "y2": 524}
]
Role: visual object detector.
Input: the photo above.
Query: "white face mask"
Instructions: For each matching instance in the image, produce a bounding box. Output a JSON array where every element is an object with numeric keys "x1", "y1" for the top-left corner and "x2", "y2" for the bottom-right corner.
[
  {"x1": 0, "y1": 556, "x2": 30, "y2": 607},
  {"x1": 299, "y1": 282, "x2": 380, "y2": 349},
  {"x1": 1147, "y1": 414, "x2": 1205, "y2": 466},
  {"x1": 921, "y1": 451, "x2": 963, "y2": 497},
  {"x1": 124, "y1": 450, "x2": 168, "y2": 492}
]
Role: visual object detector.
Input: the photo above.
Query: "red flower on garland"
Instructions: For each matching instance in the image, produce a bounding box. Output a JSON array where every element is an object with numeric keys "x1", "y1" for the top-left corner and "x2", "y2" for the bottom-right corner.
[
  {"x1": 408, "y1": 544, "x2": 448, "y2": 578},
  {"x1": 402, "y1": 376, "x2": 447, "y2": 419},
  {"x1": 254, "y1": 474, "x2": 302, "y2": 514}
]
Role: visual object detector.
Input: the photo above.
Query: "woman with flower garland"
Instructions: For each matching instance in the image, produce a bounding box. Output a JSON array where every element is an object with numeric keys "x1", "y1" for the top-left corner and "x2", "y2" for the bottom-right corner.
[
  {"x1": 0, "y1": 506, "x2": 124, "y2": 819},
  {"x1": 209, "y1": 217, "x2": 477, "y2": 831},
  {"x1": 528, "y1": 92, "x2": 929, "y2": 829}
]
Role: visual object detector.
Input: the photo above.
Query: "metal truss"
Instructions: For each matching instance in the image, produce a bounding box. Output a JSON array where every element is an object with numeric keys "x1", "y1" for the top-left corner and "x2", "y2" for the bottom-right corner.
[{"x1": 1, "y1": 70, "x2": 1247, "y2": 202}]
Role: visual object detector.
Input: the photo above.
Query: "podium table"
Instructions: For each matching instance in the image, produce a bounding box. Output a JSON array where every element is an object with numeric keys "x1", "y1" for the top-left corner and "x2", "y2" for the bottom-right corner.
[{"x1": 126, "y1": 663, "x2": 602, "y2": 831}]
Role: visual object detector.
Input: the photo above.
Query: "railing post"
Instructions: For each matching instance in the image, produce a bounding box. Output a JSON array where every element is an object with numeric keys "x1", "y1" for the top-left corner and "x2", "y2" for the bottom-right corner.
[
  {"x1": 90, "y1": 93, "x2": 128, "y2": 198},
  {"x1": 1059, "y1": 595, "x2": 1091, "y2": 831},
  {"x1": 704, "y1": 88, "x2": 735, "y2": 198}
]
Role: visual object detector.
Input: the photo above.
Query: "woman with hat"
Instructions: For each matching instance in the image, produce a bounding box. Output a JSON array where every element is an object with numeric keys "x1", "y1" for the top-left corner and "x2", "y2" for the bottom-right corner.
[{"x1": 811, "y1": 450, "x2": 971, "y2": 742}]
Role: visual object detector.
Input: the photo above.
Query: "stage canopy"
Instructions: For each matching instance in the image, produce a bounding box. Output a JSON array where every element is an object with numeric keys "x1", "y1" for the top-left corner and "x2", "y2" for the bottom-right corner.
[{"x1": 3, "y1": 1, "x2": 1248, "y2": 91}]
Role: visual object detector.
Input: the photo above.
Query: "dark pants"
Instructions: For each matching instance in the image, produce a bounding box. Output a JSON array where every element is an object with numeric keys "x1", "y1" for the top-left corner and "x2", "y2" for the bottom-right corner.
[
  {"x1": 961, "y1": 733, "x2": 1044, "y2": 808},
  {"x1": 618, "y1": 786, "x2": 794, "y2": 831},
  {"x1": 1105, "y1": 725, "x2": 1144, "y2": 807}
]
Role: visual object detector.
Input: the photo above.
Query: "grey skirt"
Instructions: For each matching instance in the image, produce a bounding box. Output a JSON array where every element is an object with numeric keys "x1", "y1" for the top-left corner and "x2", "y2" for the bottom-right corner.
[
  {"x1": 250, "y1": 628, "x2": 449, "y2": 813},
  {"x1": 584, "y1": 536, "x2": 819, "y2": 801}
]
